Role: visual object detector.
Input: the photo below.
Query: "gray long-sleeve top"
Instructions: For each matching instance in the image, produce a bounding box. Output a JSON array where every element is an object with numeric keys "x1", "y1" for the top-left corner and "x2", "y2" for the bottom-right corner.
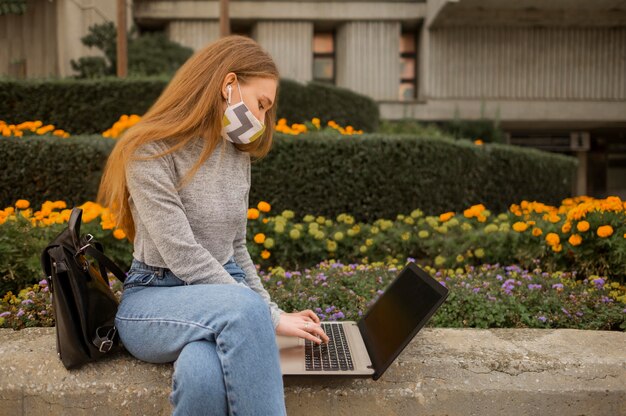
[{"x1": 125, "y1": 136, "x2": 285, "y2": 329}]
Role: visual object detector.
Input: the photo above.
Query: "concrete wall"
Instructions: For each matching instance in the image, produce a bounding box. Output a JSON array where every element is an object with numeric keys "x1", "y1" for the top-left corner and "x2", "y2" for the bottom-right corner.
[
  {"x1": 427, "y1": 27, "x2": 626, "y2": 101},
  {"x1": 252, "y1": 21, "x2": 313, "y2": 83},
  {"x1": 0, "y1": 0, "x2": 57, "y2": 78},
  {"x1": 0, "y1": 0, "x2": 133, "y2": 78},
  {"x1": 167, "y1": 20, "x2": 220, "y2": 51},
  {"x1": 336, "y1": 21, "x2": 401, "y2": 101}
]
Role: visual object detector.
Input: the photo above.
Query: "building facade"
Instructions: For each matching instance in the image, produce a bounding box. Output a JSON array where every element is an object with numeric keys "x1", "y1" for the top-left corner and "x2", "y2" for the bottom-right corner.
[{"x1": 1, "y1": 0, "x2": 625, "y2": 198}]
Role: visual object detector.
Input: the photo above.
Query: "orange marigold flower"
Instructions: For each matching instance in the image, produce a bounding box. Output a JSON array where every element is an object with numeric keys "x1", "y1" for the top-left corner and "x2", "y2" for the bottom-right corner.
[
  {"x1": 254, "y1": 233, "x2": 266, "y2": 244},
  {"x1": 532, "y1": 227, "x2": 543, "y2": 237},
  {"x1": 551, "y1": 243, "x2": 563, "y2": 252},
  {"x1": 561, "y1": 222, "x2": 572, "y2": 233},
  {"x1": 261, "y1": 250, "x2": 271, "y2": 259},
  {"x1": 576, "y1": 221, "x2": 590, "y2": 232},
  {"x1": 545, "y1": 232, "x2": 560, "y2": 246},
  {"x1": 512, "y1": 222, "x2": 529, "y2": 232},
  {"x1": 257, "y1": 201, "x2": 271, "y2": 212},
  {"x1": 568, "y1": 234, "x2": 582, "y2": 246},
  {"x1": 113, "y1": 229, "x2": 126, "y2": 239},
  {"x1": 439, "y1": 212, "x2": 455, "y2": 222},
  {"x1": 597, "y1": 225, "x2": 614, "y2": 238},
  {"x1": 15, "y1": 199, "x2": 30, "y2": 209},
  {"x1": 247, "y1": 208, "x2": 260, "y2": 220}
]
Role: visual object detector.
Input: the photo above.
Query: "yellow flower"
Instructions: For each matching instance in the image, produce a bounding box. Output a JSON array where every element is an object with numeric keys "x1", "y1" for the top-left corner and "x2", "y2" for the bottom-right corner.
[
  {"x1": 532, "y1": 227, "x2": 543, "y2": 237},
  {"x1": 15, "y1": 199, "x2": 30, "y2": 209},
  {"x1": 247, "y1": 208, "x2": 260, "y2": 220},
  {"x1": 257, "y1": 201, "x2": 271, "y2": 212},
  {"x1": 474, "y1": 248, "x2": 485, "y2": 258},
  {"x1": 326, "y1": 240, "x2": 337, "y2": 251},
  {"x1": 568, "y1": 234, "x2": 582, "y2": 246},
  {"x1": 597, "y1": 225, "x2": 613, "y2": 238},
  {"x1": 263, "y1": 238, "x2": 274, "y2": 249},
  {"x1": 545, "y1": 232, "x2": 560, "y2": 246},
  {"x1": 434, "y1": 256, "x2": 446, "y2": 266},
  {"x1": 418, "y1": 230, "x2": 429, "y2": 238},
  {"x1": 577, "y1": 221, "x2": 590, "y2": 232},
  {"x1": 113, "y1": 229, "x2": 126, "y2": 239},
  {"x1": 261, "y1": 250, "x2": 271, "y2": 259},
  {"x1": 512, "y1": 222, "x2": 529, "y2": 232},
  {"x1": 333, "y1": 231, "x2": 344, "y2": 241},
  {"x1": 439, "y1": 212, "x2": 455, "y2": 222},
  {"x1": 289, "y1": 229, "x2": 301, "y2": 239},
  {"x1": 254, "y1": 233, "x2": 266, "y2": 244},
  {"x1": 401, "y1": 232, "x2": 410, "y2": 241},
  {"x1": 455, "y1": 254, "x2": 464, "y2": 263}
]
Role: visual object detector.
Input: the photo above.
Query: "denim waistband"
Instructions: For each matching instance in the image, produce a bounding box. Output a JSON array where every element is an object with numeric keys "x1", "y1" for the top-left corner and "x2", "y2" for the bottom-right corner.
[{"x1": 130, "y1": 255, "x2": 237, "y2": 277}]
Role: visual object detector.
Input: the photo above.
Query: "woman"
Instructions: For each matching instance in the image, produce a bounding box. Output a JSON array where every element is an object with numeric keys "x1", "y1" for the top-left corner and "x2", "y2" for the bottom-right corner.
[{"x1": 97, "y1": 35, "x2": 329, "y2": 416}]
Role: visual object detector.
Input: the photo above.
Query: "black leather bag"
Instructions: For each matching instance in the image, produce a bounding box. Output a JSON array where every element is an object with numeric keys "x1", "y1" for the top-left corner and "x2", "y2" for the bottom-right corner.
[{"x1": 40, "y1": 207, "x2": 127, "y2": 370}]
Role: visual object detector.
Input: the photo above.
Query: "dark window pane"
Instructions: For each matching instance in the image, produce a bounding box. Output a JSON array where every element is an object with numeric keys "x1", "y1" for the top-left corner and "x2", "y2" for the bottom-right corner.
[
  {"x1": 314, "y1": 57, "x2": 334, "y2": 80},
  {"x1": 400, "y1": 57, "x2": 415, "y2": 80},
  {"x1": 399, "y1": 82, "x2": 415, "y2": 100},
  {"x1": 314, "y1": 33, "x2": 334, "y2": 53},
  {"x1": 400, "y1": 33, "x2": 416, "y2": 53}
]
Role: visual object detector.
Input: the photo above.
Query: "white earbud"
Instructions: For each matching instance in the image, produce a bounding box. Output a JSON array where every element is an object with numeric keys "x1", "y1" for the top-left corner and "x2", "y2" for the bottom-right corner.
[{"x1": 227, "y1": 84, "x2": 232, "y2": 105}]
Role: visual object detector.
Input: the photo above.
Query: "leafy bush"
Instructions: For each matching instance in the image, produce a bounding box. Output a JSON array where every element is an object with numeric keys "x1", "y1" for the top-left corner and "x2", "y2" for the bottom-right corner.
[{"x1": 70, "y1": 22, "x2": 194, "y2": 78}]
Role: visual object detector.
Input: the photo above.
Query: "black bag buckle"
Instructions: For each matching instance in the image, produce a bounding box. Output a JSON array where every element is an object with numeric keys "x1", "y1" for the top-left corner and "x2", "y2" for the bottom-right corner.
[{"x1": 99, "y1": 339, "x2": 114, "y2": 353}]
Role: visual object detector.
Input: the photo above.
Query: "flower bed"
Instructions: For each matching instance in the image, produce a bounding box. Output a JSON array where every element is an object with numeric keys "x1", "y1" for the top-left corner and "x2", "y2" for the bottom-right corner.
[{"x1": 1, "y1": 258, "x2": 624, "y2": 331}]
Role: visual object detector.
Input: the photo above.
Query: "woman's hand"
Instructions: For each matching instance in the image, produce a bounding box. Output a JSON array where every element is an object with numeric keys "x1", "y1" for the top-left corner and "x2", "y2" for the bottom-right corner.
[{"x1": 275, "y1": 310, "x2": 329, "y2": 345}]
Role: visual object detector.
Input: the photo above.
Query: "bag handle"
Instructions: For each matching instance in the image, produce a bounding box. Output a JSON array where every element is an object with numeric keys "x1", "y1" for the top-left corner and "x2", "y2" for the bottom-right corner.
[
  {"x1": 85, "y1": 244, "x2": 127, "y2": 284},
  {"x1": 68, "y1": 207, "x2": 83, "y2": 252}
]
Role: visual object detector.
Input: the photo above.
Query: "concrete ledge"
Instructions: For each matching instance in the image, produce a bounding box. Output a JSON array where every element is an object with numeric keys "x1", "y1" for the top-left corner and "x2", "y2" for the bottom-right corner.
[{"x1": 1, "y1": 327, "x2": 624, "y2": 415}]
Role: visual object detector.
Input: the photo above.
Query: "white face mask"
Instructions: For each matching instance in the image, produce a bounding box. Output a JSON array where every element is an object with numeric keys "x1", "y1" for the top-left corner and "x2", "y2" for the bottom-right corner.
[{"x1": 221, "y1": 82, "x2": 266, "y2": 144}]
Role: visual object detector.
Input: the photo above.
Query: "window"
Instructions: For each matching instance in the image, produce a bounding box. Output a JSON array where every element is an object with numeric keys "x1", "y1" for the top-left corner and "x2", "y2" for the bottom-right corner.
[
  {"x1": 399, "y1": 31, "x2": 417, "y2": 101},
  {"x1": 313, "y1": 32, "x2": 335, "y2": 84}
]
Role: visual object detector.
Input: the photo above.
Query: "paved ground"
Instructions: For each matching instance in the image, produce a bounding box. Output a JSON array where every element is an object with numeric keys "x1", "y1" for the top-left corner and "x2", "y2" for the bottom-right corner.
[{"x1": 0, "y1": 326, "x2": 624, "y2": 415}]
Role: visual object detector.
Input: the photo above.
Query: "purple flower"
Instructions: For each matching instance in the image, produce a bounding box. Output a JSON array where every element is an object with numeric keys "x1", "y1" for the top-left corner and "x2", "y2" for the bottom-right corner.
[
  {"x1": 314, "y1": 307, "x2": 322, "y2": 313},
  {"x1": 496, "y1": 274, "x2": 503, "y2": 281},
  {"x1": 561, "y1": 307, "x2": 570, "y2": 316},
  {"x1": 276, "y1": 281, "x2": 282, "y2": 286},
  {"x1": 435, "y1": 271, "x2": 442, "y2": 277},
  {"x1": 600, "y1": 296, "x2": 613, "y2": 303},
  {"x1": 575, "y1": 311, "x2": 584, "y2": 317},
  {"x1": 21, "y1": 299, "x2": 34, "y2": 305},
  {"x1": 38, "y1": 279, "x2": 48, "y2": 286},
  {"x1": 528, "y1": 284, "x2": 542, "y2": 290},
  {"x1": 407, "y1": 257, "x2": 416, "y2": 263},
  {"x1": 376, "y1": 289, "x2": 384, "y2": 295},
  {"x1": 16, "y1": 309, "x2": 25, "y2": 317},
  {"x1": 0, "y1": 311, "x2": 11, "y2": 318},
  {"x1": 594, "y1": 278, "x2": 605, "y2": 289},
  {"x1": 472, "y1": 288, "x2": 480, "y2": 293},
  {"x1": 552, "y1": 283, "x2": 564, "y2": 290},
  {"x1": 439, "y1": 281, "x2": 446, "y2": 287},
  {"x1": 335, "y1": 311, "x2": 345, "y2": 319},
  {"x1": 537, "y1": 316, "x2": 547, "y2": 322},
  {"x1": 358, "y1": 310, "x2": 363, "y2": 316},
  {"x1": 285, "y1": 272, "x2": 292, "y2": 278},
  {"x1": 325, "y1": 306, "x2": 335, "y2": 313}
]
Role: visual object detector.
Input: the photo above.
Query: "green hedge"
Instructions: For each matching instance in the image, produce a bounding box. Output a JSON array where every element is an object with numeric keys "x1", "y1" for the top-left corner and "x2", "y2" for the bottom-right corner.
[
  {"x1": 0, "y1": 133, "x2": 577, "y2": 220},
  {"x1": 0, "y1": 77, "x2": 379, "y2": 134}
]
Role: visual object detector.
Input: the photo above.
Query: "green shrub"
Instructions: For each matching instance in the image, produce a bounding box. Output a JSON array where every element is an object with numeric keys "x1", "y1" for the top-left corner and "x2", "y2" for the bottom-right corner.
[
  {"x1": 0, "y1": 78, "x2": 379, "y2": 134},
  {"x1": 0, "y1": 133, "x2": 577, "y2": 219}
]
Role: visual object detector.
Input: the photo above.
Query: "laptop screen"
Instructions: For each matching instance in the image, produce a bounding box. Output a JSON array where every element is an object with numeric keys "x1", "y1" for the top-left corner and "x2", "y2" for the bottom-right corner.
[{"x1": 357, "y1": 262, "x2": 449, "y2": 380}]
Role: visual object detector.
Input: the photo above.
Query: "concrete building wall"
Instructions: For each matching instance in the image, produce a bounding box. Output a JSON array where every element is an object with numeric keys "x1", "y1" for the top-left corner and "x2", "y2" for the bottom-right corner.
[
  {"x1": 428, "y1": 26, "x2": 626, "y2": 100},
  {"x1": 336, "y1": 21, "x2": 401, "y2": 101},
  {"x1": 167, "y1": 20, "x2": 220, "y2": 51},
  {"x1": 252, "y1": 21, "x2": 313, "y2": 83},
  {"x1": 0, "y1": 0, "x2": 57, "y2": 78}
]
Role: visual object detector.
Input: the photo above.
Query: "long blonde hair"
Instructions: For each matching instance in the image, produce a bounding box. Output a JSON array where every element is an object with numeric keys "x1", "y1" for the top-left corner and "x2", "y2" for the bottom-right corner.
[{"x1": 97, "y1": 35, "x2": 280, "y2": 243}]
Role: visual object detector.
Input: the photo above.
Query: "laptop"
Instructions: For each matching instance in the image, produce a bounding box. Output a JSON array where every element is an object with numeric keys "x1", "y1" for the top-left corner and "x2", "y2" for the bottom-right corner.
[{"x1": 276, "y1": 261, "x2": 449, "y2": 380}]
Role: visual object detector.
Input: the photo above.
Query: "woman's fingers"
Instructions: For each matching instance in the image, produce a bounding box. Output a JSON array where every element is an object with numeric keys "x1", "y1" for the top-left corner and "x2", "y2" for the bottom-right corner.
[
  {"x1": 299, "y1": 309, "x2": 320, "y2": 323},
  {"x1": 304, "y1": 322, "x2": 329, "y2": 344}
]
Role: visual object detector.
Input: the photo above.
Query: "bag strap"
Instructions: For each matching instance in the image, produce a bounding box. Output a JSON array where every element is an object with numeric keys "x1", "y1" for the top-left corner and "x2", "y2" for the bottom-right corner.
[
  {"x1": 84, "y1": 244, "x2": 127, "y2": 284},
  {"x1": 93, "y1": 325, "x2": 118, "y2": 353}
]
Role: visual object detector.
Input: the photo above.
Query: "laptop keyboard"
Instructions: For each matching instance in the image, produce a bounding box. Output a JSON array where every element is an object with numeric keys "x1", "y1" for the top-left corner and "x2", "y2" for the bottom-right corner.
[{"x1": 305, "y1": 322, "x2": 354, "y2": 371}]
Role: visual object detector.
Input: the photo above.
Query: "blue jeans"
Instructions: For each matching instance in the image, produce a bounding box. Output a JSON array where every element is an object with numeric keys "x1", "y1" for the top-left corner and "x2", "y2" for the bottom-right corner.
[{"x1": 115, "y1": 255, "x2": 287, "y2": 416}]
